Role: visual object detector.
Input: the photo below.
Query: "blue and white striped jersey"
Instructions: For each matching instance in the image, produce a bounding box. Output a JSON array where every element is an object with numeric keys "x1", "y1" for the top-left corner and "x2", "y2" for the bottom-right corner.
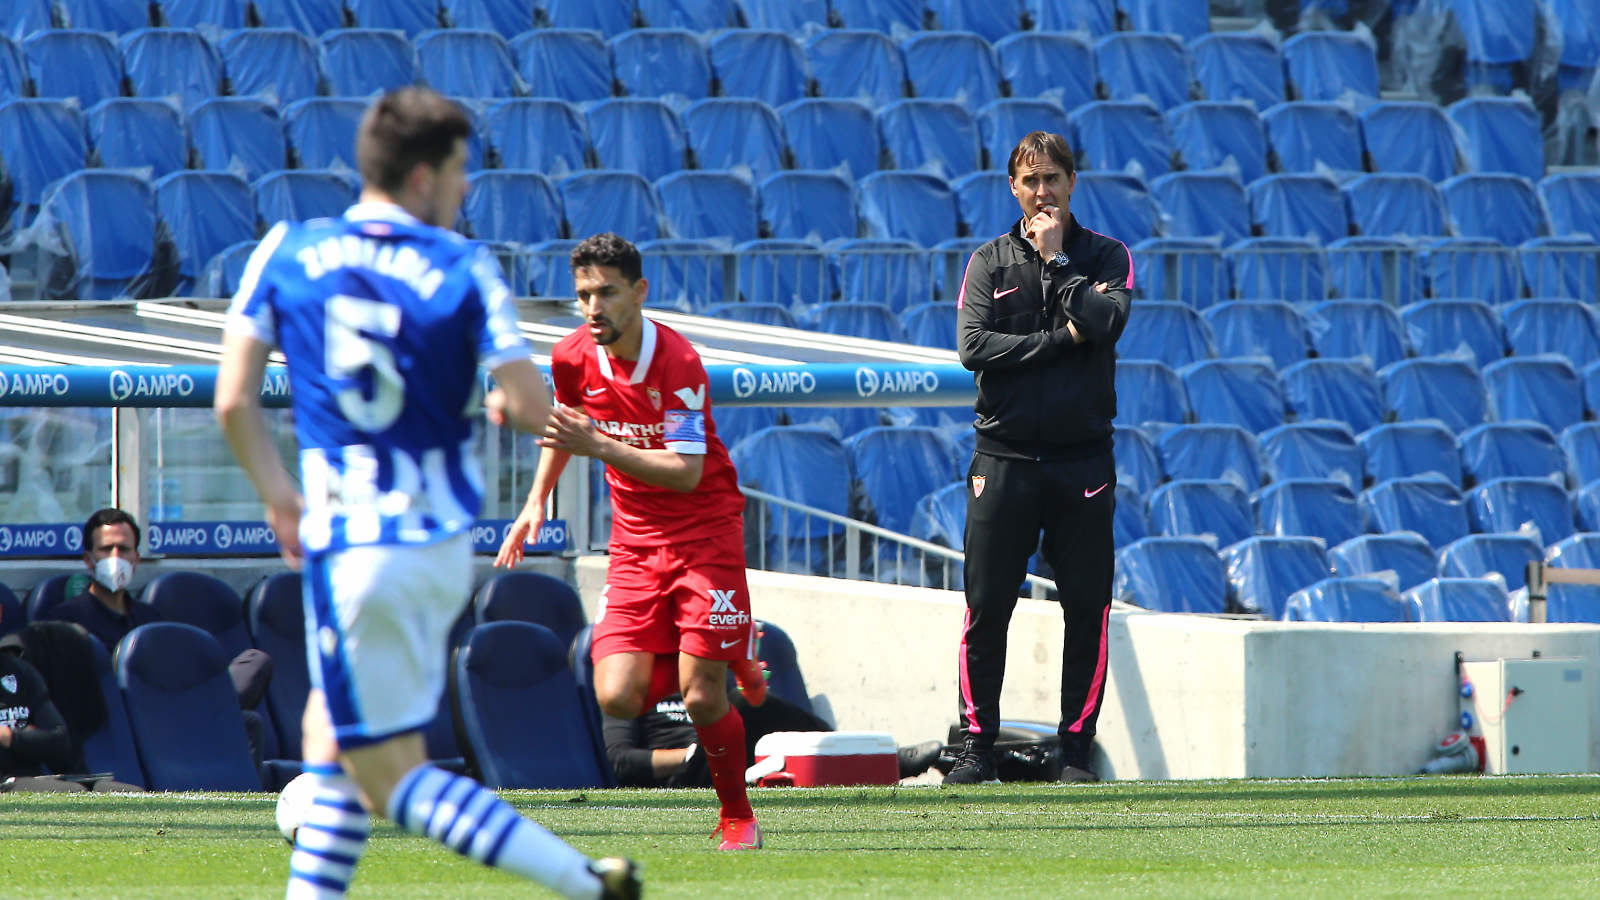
[{"x1": 225, "y1": 202, "x2": 530, "y2": 554}]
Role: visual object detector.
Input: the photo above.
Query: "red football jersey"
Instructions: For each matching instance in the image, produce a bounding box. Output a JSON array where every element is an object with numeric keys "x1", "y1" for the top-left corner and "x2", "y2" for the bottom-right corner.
[{"x1": 550, "y1": 317, "x2": 745, "y2": 547}]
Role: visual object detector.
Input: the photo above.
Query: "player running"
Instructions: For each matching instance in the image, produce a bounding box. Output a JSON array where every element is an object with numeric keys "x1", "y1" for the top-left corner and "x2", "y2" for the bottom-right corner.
[
  {"x1": 495, "y1": 233, "x2": 765, "y2": 851},
  {"x1": 215, "y1": 87, "x2": 640, "y2": 899}
]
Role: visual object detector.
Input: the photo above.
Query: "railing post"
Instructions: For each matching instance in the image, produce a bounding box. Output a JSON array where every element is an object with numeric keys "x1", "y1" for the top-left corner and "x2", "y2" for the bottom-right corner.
[
  {"x1": 112, "y1": 406, "x2": 144, "y2": 527},
  {"x1": 844, "y1": 522, "x2": 859, "y2": 580},
  {"x1": 1526, "y1": 559, "x2": 1548, "y2": 624}
]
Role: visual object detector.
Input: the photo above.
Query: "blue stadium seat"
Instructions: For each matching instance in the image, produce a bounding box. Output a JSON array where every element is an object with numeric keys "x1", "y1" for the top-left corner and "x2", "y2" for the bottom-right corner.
[
  {"x1": 120, "y1": 28, "x2": 223, "y2": 110},
  {"x1": 639, "y1": 238, "x2": 728, "y2": 310},
  {"x1": 952, "y1": 171, "x2": 1013, "y2": 239},
  {"x1": 1259, "y1": 420, "x2": 1363, "y2": 488},
  {"x1": 1520, "y1": 237, "x2": 1599, "y2": 304},
  {"x1": 33, "y1": 170, "x2": 176, "y2": 301},
  {"x1": 1329, "y1": 532, "x2": 1439, "y2": 591},
  {"x1": 1189, "y1": 31, "x2": 1283, "y2": 110},
  {"x1": 901, "y1": 31, "x2": 1001, "y2": 110},
  {"x1": 656, "y1": 171, "x2": 756, "y2": 242},
  {"x1": 781, "y1": 98, "x2": 878, "y2": 179},
  {"x1": 154, "y1": 171, "x2": 255, "y2": 295},
  {"x1": 706, "y1": 30, "x2": 808, "y2": 107},
  {"x1": 1439, "y1": 532, "x2": 1545, "y2": 590},
  {"x1": 991, "y1": 34, "x2": 1094, "y2": 107},
  {"x1": 1483, "y1": 356, "x2": 1585, "y2": 433},
  {"x1": 472, "y1": 572, "x2": 585, "y2": 645},
  {"x1": 1114, "y1": 537, "x2": 1227, "y2": 614},
  {"x1": 829, "y1": 238, "x2": 930, "y2": 310},
  {"x1": 1563, "y1": 423, "x2": 1600, "y2": 487},
  {"x1": 733, "y1": 425, "x2": 852, "y2": 575},
  {"x1": 1152, "y1": 171, "x2": 1250, "y2": 245},
  {"x1": 558, "y1": 170, "x2": 659, "y2": 243},
  {"x1": 857, "y1": 171, "x2": 959, "y2": 248},
  {"x1": 1399, "y1": 298, "x2": 1504, "y2": 367},
  {"x1": 197, "y1": 240, "x2": 256, "y2": 297},
  {"x1": 23, "y1": 30, "x2": 123, "y2": 107},
  {"x1": 0, "y1": 34, "x2": 27, "y2": 99},
  {"x1": 80, "y1": 637, "x2": 145, "y2": 786},
  {"x1": 1588, "y1": 360, "x2": 1600, "y2": 419},
  {"x1": 716, "y1": 406, "x2": 781, "y2": 452},
  {"x1": 219, "y1": 28, "x2": 320, "y2": 105},
  {"x1": 1539, "y1": 172, "x2": 1600, "y2": 237},
  {"x1": 738, "y1": 239, "x2": 833, "y2": 309},
  {"x1": 1167, "y1": 101, "x2": 1268, "y2": 184},
  {"x1": 1131, "y1": 237, "x2": 1229, "y2": 308},
  {"x1": 682, "y1": 98, "x2": 786, "y2": 180},
  {"x1": 1071, "y1": 100, "x2": 1172, "y2": 178},
  {"x1": 3, "y1": 0, "x2": 54, "y2": 41},
  {"x1": 1343, "y1": 173, "x2": 1447, "y2": 239},
  {"x1": 141, "y1": 571, "x2": 250, "y2": 660},
  {"x1": 1502, "y1": 298, "x2": 1600, "y2": 361},
  {"x1": 321, "y1": 29, "x2": 419, "y2": 98},
  {"x1": 1248, "y1": 173, "x2": 1347, "y2": 244},
  {"x1": 1025, "y1": 0, "x2": 1112, "y2": 34},
  {"x1": 25, "y1": 574, "x2": 78, "y2": 625},
  {"x1": 252, "y1": 0, "x2": 342, "y2": 35},
  {"x1": 1119, "y1": 0, "x2": 1207, "y2": 39},
  {"x1": 831, "y1": 0, "x2": 922, "y2": 32},
  {"x1": 1361, "y1": 474, "x2": 1470, "y2": 549},
  {"x1": 462, "y1": 170, "x2": 562, "y2": 244},
  {"x1": 526, "y1": 237, "x2": 576, "y2": 296},
  {"x1": 507, "y1": 30, "x2": 607, "y2": 103},
  {"x1": 1379, "y1": 356, "x2": 1488, "y2": 434},
  {"x1": 244, "y1": 572, "x2": 310, "y2": 759},
  {"x1": 1283, "y1": 576, "x2": 1410, "y2": 622},
  {"x1": 187, "y1": 97, "x2": 285, "y2": 183},
  {"x1": 443, "y1": 0, "x2": 537, "y2": 37},
  {"x1": 1469, "y1": 476, "x2": 1575, "y2": 548},
  {"x1": 1303, "y1": 300, "x2": 1407, "y2": 369},
  {"x1": 1420, "y1": 237, "x2": 1522, "y2": 304},
  {"x1": 636, "y1": 0, "x2": 738, "y2": 29},
  {"x1": 1282, "y1": 30, "x2": 1378, "y2": 100},
  {"x1": 1359, "y1": 101, "x2": 1461, "y2": 183},
  {"x1": 0, "y1": 98, "x2": 86, "y2": 235},
  {"x1": 87, "y1": 99, "x2": 185, "y2": 177},
  {"x1": 1220, "y1": 535, "x2": 1330, "y2": 619},
  {"x1": 976, "y1": 98, "x2": 1072, "y2": 172},
  {"x1": 1325, "y1": 237, "x2": 1424, "y2": 305},
  {"x1": 541, "y1": 0, "x2": 632, "y2": 36},
  {"x1": 740, "y1": 0, "x2": 828, "y2": 30},
  {"x1": 1115, "y1": 360, "x2": 1189, "y2": 427},
  {"x1": 1228, "y1": 236, "x2": 1326, "y2": 301},
  {"x1": 1406, "y1": 577, "x2": 1511, "y2": 622},
  {"x1": 1115, "y1": 425, "x2": 1164, "y2": 495},
  {"x1": 608, "y1": 28, "x2": 708, "y2": 101},
  {"x1": 1360, "y1": 421, "x2": 1463, "y2": 486},
  {"x1": 282, "y1": 97, "x2": 363, "y2": 170},
  {"x1": 1148, "y1": 479, "x2": 1254, "y2": 546},
  {"x1": 846, "y1": 426, "x2": 959, "y2": 544},
  {"x1": 160, "y1": 0, "x2": 246, "y2": 29},
  {"x1": 452, "y1": 621, "x2": 610, "y2": 789},
  {"x1": 1541, "y1": 532, "x2": 1600, "y2": 622},
  {"x1": 1094, "y1": 32, "x2": 1191, "y2": 111},
  {"x1": 1112, "y1": 483, "x2": 1149, "y2": 550},
  {"x1": 1280, "y1": 359, "x2": 1383, "y2": 434},
  {"x1": 416, "y1": 29, "x2": 522, "y2": 98},
  {"x1": 58, "y1": 0, "x2": 149, "y2": 30},
  {"x1": 1443, "y1": 174, "x2": 1549, "y2": 248},
  {"x1": 1201, "y1": 300, "x2": 1309, "y2": 370},
  {"x1": 1074, "y1": 172, "x2": 1161, "y2": 245},
  {"x1": 927, "y1": 0, "x2": 1023, "y2": 42},
  {"x1": 1117, "y1": 301, "x2": 1215, "y2": 366},
  {"x1": 346, "y1": 0, "x2": 440, "y2": 35},
  {"x1": 1458, "y1": 421, "x2": 1565, "y2": 486},
  {"x1": 755, "y1": 169, "x2": 857, "y2": 240},
  {"x1": 0, "y1": 584, "x2": 19, "y2": 640},
  {"x1": 879, "y1": 99, "x2": 981, "y2": 179},
  {"x1": 1157, "y1": 423, "x2": 1263, "y2": 491},
  {"x1": 787, "y1": 407, "x2": 887, "y2": 440},
  {"x1": 1448, "y1": 96, "x2": 1543, "y2": 181},
  {"x1": 1261, "y1": 101, "x2": 1363, "y2": 174},
  {"x1": 706, "y1": 301, "x2": 797, "y2": 328},
  {"x1": 117, "y1": 623, "x2": 261, "y2": 790},
  {"x1": 809, "y1": 301, "x2": 907, "y2": 343},
  {"x1": 1581, "y1": 483, "x2": 1600, "y2": 532},
  {"x1": 903, "y1": 301, "x2": 957, "y2": 351},
  {"x1": 253, "y1": 170, "x2": 358, "y2": 230},
  {"x1": 484, "y1": 99, "x2": 587, "y2": 174},
  {"x1": 1256, "y1": 478, "x2": 1364, "y2": 546},
  {"x1": 586, "y1": 98, "x2": 687, "y2": 182},
  {"x1": 1551, "y1": 0, "x2": 1600, "y2": 90},
  {"x1": 806, "y1": 30, "x2": 906, "y2": 109}
]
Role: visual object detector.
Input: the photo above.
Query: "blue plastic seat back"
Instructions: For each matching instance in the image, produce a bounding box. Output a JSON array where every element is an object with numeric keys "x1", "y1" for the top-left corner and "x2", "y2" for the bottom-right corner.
[
  {"x1": 786, "y1": 407, "x2": 886, "y2": 441},
  {"x1": 1360, "y1": 101, "x2": 1461, "y2": 182},
  {"x1": 857, "y1": 171, "x2": 958, "y2": 248},
  {"x1": 1262, "y1": 101, "x2": 1363, "y2": 174},
  {"x1": 462, "y1": 170, "x2": 562, "y2": 243},
  {"x1": 321, "y1": 29, "x2": 420, "y2": 97},
  {"x1": 1259, "y1": 421, "x2": 1363, "y2": 489},
  {"x1": 1459, "y1": 422, "x2": 1565, "y2": 486},
  {"x1": 805, "y1": 30, "x2": 907, "y2": 109},
  {"x1": 1148, "y1": 479, "x2": 1254, "y2": 546},
  {"x1": 1073, "y1": 172, "x2": 1161, "y2": 245},
  {"x1": 925, "y1": 0, "x2": 1023, "y2": 42},
  {"x1": 1520, "y1": 238, "x2": 1599, "y2": 304},
  {"x1": 683, "y1": 98, "x2": 786, "y2": 180},
  {"x1": 586, "y1": 98, "x2": 687, "y2": 182},
  {"x1": 542, "y1": 0, "x2": 632, "y2": 35},
  {"x1": 347, "y1": 0, "x2": 441, "y2": 35},
  {"x1": 141, "y1": 571, "x2": 251, "y2": 661},
  {"x1": 1280, "y1": 359, "x2": 1383, "y2": 435},
  {"x1": 1304, "y1": 300, "x2": 1408, "y2": 369},
  {"x1": 0, "y1": 583, "x2": 19, "y2": 640},
  {"x1": 1544, "y1": 533, "x2": 1600, "y2": 622},
  {"x1": 559, "y1": 170, "x2": 661, "y2": 243},
  {"x1": 484, "y1": 99, "x2": 586, "y2": 174},
  {"x1": 443, "y1": 0, "x2": 536, "y2": 37},
  {"x1": 188, "y1": 97, "x2": 286, "y2": 183},
  {"x1": 655, "y1": 171, "x2": 756, "y2": 243},
  {"x1": 452, "y1": 621, "x2": 611, "y2": 789},
  {"x1": 3, "y1": 0, "x2": 55, "y2": 40},
  {"x1": 1025, "y1": 0, "x2": 1112, "y2": 34},
  {"x1": 1581, "y1": 482, "x2": 1600, "y2": 531},
  {"x1": 252, "y1": 0, "x2": 343, "y2": 34},
  {"x1": 282, "y1": 97, "x2": 364, "y2": 170},
  {"x1": 1439, "y1": 532, "x2": 1545, "y2": 590},
  {"x1": 1131, "y1": 238, "x2": 1229, "y2": 308},
  {"x1": 716, "y1": 406, "x2": 781, "y2": 452},
  {"x1": 741, "y1": 0, "x2": 829, "y2": 30},
  {"x1": 638, "y1": 238, "x2": 727, "y2": 310},
  {"x1": 976, "y1": 97, "x2": 1072, "y2": 173},
  {"x1": 1443, "y1": 173, "x2": 1549, "y2": 247},
  {"x1": 631, "y1": 0, "x2": 732, "y2": 29},
  {"x1": 1420, "y1": 237, "x2": 1521, "y2": 304},
  {"x1": 472, "y1": 572, "x2": 586, "y2": 645},
  {"x1": 1114, "y1": 537, "x2": 1227, "y2": 614},
  {"x1": 903, "y1": 301, "x2": 957, "y2": 351},
  {"x1": 1359, "y1": 421, "x2": 1462, "y2": 486},
  {"x1": 1283, "y1": 576, "x2": 1410, "y2": 622},
  {"x1": 845, "y1": 426, "x2": 960, "y2": 534},
  {"x1": 36, "y1": 170, "x2": 171, "y2": 300},
  {"x1": 1468, "y1": 477, "x2": 1576, "y2": 545},
  {"x1": 1228, "y1": 236, "x2": 1326, "y2": 301},
  {"x1": 220, "y1": 28, "x2": 321, "y2": 105},
  {"x1": 781, "y1": 98, "x2": 878, "y2": 179},
  {"x1": 1539, "y1": 173, "x2": 1600, "y2": 237},
  {"x1": 1326, "y1": 237, "x2": 1424, "y2": 305},
  {"x1": 1157, "y1": 423, "x2": 1262, "y2": 492},
  {"x1": 199, "y1": 239, "x2": 256, "y2": 297},
  {"x1": 526, "y1": 237, "x2": 577, "y2": 296},
  {"x1": 81, "y1": 637, "x2": 145, "y2": 787},
  {"x1": 736, "y1": 238, "x2": 832, "y2": 307},
  {"x1": 1342, "y1": 173, "x2": 1447, "y2": 239},
  {"x1": 1119, "y1": 0, "x2": 1207, "y2": 40},
  {"x1": 1329, "y1": 532, "x2": 1439, "y2": 592},
  {"x1": 901, "y1": 31, "x2": 1001, "y2": 110},
  {"x1": 1114, "y1": 425, "x2": 1164, "y2": 495},
  {"x1": 1283, "y1": 31, "x2": 1378, "y2": 100},
  {"x1": 1201, "y1": 300, "x2": 1309, "y2": 370},
  {"x1": 1153, "y1": 171, "x2": 1250, "y2": 246},
  {"x1": 991, "y1": 34, "x2": 1093, "y2": 107},
  {"x1": 88, "y1": 99, "x2": 185, "y2": 178},
  {"x1": 120, "y1": 28, "x2": 223, "y2": 110},
  {"x1": 1190, "y1": 32, "x2": 1284, "y2": 111},
  {"x1": 879, "y1": 99, "x2": 980, "y2": 179},
  {"x1": 1503, "y1": 298, "x2": 1600, "y2": 362},
  {"x1": 116, "y1": 622, "x2": 260, "y2": 791},
  {"x1": 706, "y1": 31, "x2": 808, "y2": 107},
  {"x1": 0, "y1": 99, "x2": 88, "y2": 232},
  {"x1": 1484, "y1": 356, "x2": 1585, "y2": 432},
  {"x1": 1220, "y1": 535, "x2": 1331, "y2": 619},
  {"x1": 1562, "y1": 423, "x2": 1600, "y2": 487},
  {"x1": 24, "y1": 30, "x2": 123, "y2": 106},
  {"x1": 1360, "y1": 475, "x2": 1470, "y2": 549},
  {"x1": 830, "y1": 238, "x2": 932, "y2": 311},
  {"x1": 810, "y1": 301, "x2": 907, "y2": 343},
  {"x1": 58, "y1": 0, "x2": 149, "y2": 30},
  {"x1": 1399, "y1": 298, "x2": 1504, "y2": 367},
  {"x1": 732, "y1": 426, "x2": 852, "y2": 574},
  {"x1": 509, "y1": 29, "x2": 608, "y2": 102},
  {"x1": 1448, "y1": 96, "x2": 1543, "y2": 181},
  {"x1": 1406, "y1": 577, "x2": 1511, "y2": 622},
  {"x1": 253, "y1": 170, "x2": 358, "y2": 231},
  {"x1": 1071, "y1": 100, "x2": 1172, "y2": 178},
  {"x1": 1113, "y1": 484, "x2": 1148, "y2": 550},
  {"x1": 1096, "y1": 32, "x2": 1191, "y2": 112},
  {"x1": 160, "y1": 0, "x2": 247, "y2": 28},
  {"x1": 1180, "y1": 359, "x2": 1286, "y2": 433},
  {"x1": 1378, "y1": 356, "x2": 1488, "y2": 434},
  {"x1": 608, "y1": 28, "x2": 708, "y2": 101},
  {"x1": 707, "y1": 303, "x2": 796, "y2": 329},
  {"x1": 951, "y1": 171, "x2": 1014, "y2": 239},
  {"x1": 1115, "y1": 360, "x2": 1189, "y2": 428},
  {"x1": 245, "y1": 572, "x2": 310, "y2": 758},
  {"x1": 1117, "y1": 300, "x2": 1215, "y2": 367},
  {"x1": 831, "y1": 0, "x2": 922, "y2": 32},
  {"x1": 416, "y1": 28, "x2": 523, "y2": 99},
  {"x1": 1248, "y1": 173, "x2": 1346, "y2": 244},
  {"x1": 1256, "y1": 478, "x2": 1364, "y2": 547},
  {"x1": 1168, "y1": 101, "x2": 1269, "y2": 184},
  {"x1": 760, "y1": 172, "x2": 854, "y2": 243},
  {"x1": 0, "y1": 34, "x2": 26, "y2": 99},
  {"x1": 154, "y1": 171, "x2": 255, "y2": 291}
]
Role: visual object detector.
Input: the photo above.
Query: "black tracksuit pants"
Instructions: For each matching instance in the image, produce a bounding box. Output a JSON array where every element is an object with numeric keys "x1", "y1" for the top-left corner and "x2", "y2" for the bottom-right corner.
[{"x1": 958, "y1": 448, "x2": 1115, "y2": 755}]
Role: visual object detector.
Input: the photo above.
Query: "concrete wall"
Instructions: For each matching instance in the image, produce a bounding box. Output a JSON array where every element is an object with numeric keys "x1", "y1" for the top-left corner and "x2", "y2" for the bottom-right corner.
[{"x1": 575, "y1": 558, "x2": 1600, "y2": 779}]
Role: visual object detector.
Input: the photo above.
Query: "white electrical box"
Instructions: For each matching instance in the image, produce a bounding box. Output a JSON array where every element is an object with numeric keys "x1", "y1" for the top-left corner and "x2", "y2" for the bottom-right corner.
[{"x1": 1461, "y1": 658, "x2": 1591, "y2": 775}]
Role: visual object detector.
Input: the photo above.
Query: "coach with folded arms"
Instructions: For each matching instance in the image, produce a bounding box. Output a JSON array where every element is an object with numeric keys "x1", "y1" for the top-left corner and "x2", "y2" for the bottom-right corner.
[{"x1": 947, "y1": 131, "x2": 1133, "y2": 785}]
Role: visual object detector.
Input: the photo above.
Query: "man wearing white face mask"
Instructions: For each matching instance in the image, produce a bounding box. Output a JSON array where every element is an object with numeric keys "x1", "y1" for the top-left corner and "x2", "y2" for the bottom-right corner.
[{"x1": 48, "y1": 508, "x2": 160, "y2": 649}]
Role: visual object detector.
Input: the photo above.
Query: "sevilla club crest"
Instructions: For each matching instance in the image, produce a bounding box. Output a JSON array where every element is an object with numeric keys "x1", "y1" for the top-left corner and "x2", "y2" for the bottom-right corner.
[
  {"x1": 647, "y1": 387, "x2": 662, "y2": 410},
  {"x1": 0, "y1": 674, "x2": 15, "y2": 694},
  {"x1": 971, "y1": 475, "x2": 986, "y2": 498}
]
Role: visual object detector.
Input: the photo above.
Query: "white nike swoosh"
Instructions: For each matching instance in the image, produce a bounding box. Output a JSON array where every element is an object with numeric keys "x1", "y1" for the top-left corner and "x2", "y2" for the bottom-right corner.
[
  {"x1": 1084, "y1": 483, "x2": 1109, "y2": 499},
  {"x1": 993, "y1": 286, "x2": 1020, "y2": 299},
  {"x1": 584, "y1": 387, "x2": 605, "y2": 396},
  {"x1": 720, "y1": 639, "x2": 739, "y2": 649}
]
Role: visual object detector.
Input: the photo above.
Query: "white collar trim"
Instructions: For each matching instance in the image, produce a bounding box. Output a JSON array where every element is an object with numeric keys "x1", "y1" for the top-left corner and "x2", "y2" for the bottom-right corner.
[
  {"x1": 595, "y1": 316, "x2": 658, "y2": 385},
  {"x1": 345, "y1": 201, "x2": 421, "y2": 226}
]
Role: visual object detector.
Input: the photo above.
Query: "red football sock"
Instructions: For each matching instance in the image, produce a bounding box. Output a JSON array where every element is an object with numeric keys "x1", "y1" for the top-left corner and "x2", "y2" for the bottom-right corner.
[
  {"x1": 694, "y1": 706, "x2": 754, "y2": 821},
  {"x1": 641, "y1": 655, "x2": 679, "y2": 708}
]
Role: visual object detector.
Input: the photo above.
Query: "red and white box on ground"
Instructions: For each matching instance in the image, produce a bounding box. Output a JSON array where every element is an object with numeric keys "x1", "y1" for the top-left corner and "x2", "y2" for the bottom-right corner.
[{"x1": 750, "y1": 731, "x2": 899, "y2": 787}]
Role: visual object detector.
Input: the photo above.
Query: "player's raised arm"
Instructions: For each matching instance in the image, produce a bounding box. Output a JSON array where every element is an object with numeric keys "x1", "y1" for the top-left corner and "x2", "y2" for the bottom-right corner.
[{"x1": 215, "y1": 328, "x2": 304, "y2": 570}]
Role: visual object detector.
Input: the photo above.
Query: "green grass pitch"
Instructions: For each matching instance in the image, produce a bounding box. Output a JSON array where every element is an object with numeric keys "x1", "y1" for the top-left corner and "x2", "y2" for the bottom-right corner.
[{"x1": 5, "y1": 777, "x2": 1600, "y2": 898}]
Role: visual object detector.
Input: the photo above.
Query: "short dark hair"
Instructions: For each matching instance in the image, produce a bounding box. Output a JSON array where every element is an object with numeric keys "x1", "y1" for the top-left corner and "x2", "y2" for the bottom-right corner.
[
  {"x1": 356, "y1": 87, "x2": 472, "y2": 194},
  {"x1": 1007, "y1": 131, "x2": 1076, "y2": 179},
  {"x1": 570, "y1": 232, "x2": 643, "y2": 282},
  {"x1": 83, "y1": 508, "x2": 140, "y2": 553}
]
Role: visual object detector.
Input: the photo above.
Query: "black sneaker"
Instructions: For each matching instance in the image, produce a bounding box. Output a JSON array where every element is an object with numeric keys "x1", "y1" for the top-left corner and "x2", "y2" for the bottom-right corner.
[
  {"x1": 591, "y1": 857, "x2": 642, "y2": 900},
  {"x1": 942, "y1": 744, "x2": 1000, "y2": 785},
  {"x1": 1058, "y1": 763, "x2": 1100, "y2": 783},
  {"x1": 897, "y1": 740, "x2": 944, "y2": 778}
]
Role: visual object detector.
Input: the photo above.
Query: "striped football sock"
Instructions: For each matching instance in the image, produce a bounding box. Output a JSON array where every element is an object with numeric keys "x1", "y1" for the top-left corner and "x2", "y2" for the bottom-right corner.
[
  {"x1": 387, "y1": 764, "x2": 602, "y2": 900},
  {"x1": 286, "y1": 765, "x2": 371, "y2": 899}
]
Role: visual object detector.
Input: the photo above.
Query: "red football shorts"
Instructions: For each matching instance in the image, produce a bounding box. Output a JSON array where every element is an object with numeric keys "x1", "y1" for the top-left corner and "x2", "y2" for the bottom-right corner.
[{"x1": 591, "y1": 528, "x2": 755, "y2": 663}]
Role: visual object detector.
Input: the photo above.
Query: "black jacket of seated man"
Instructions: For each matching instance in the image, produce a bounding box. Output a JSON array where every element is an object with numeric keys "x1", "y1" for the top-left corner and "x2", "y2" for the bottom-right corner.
[{"x1": 0, "y1": 650, "x2": 73, "y2": 779}]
